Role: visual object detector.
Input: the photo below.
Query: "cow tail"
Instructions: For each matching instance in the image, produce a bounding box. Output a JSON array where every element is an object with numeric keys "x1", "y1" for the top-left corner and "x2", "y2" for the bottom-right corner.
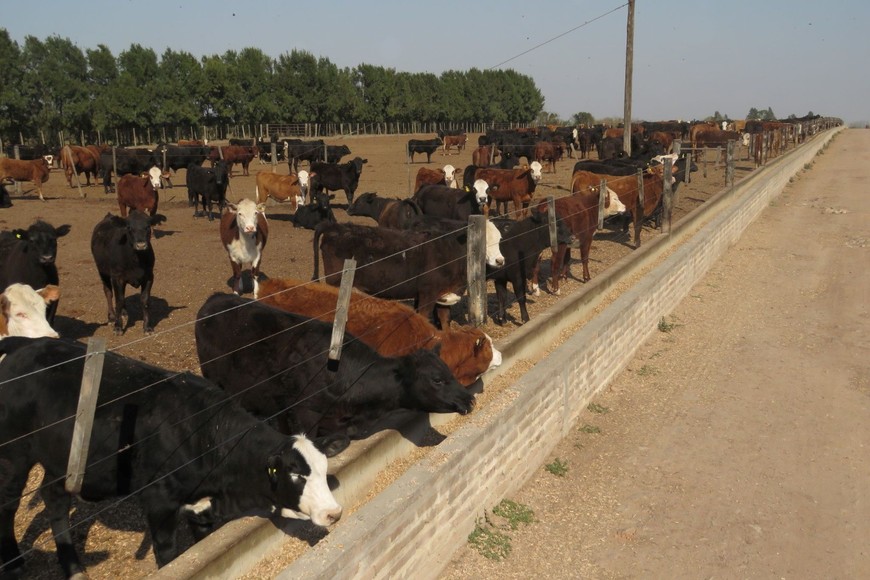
[{"x1": 312, "y1": 222, "x2": 324, "y2": 281}]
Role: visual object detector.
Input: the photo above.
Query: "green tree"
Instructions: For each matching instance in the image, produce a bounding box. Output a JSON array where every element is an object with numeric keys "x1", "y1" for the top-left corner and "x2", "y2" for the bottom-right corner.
[
  {"x1": 110, "y1": 44, "x2": 159, "y2": 131},
  {"x1": 87, "y1": 44, "x2": 118, "y2": 135},
  {"x1": 154, "y1": 48, "x2": 204, "y2": 128},
  {"x1": 0, "y1": 29, "x2": 26, "y2": 140},
  {"x1": 233, "y1": 47, "x2": 278, "y2": 124},
  {"x1": 572, "y1": 111, "x2": 595, "y2": 126}
]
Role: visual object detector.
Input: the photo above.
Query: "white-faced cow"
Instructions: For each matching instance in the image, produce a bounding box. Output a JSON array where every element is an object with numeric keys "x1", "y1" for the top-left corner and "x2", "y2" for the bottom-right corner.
[
  {"x1": 0, "y1": 283, "x2": 61, "y2": 338},
  {"x1": 0, "y1": 336, "x2": 341, "y2": 578},
  {"x1": 219, "y1": 199, "x2": 268, "y2": 295}
]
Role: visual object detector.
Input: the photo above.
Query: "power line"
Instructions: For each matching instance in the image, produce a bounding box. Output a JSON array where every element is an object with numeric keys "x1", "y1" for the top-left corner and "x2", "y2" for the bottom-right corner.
[{"x1": 488, "y1": 3, "x2": 629, "y2": 71}]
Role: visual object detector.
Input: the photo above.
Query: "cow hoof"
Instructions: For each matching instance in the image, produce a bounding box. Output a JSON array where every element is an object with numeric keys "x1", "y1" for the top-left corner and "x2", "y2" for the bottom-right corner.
[
  {"x1": 143, "y1": 326, "x2": 154, "y2": 334},
  {"x1": 531, "y1": 283, "x2": 540, "y2": 296},
  {"x1": 113, "y1": 326, "x2": 124, "y2": 336}
]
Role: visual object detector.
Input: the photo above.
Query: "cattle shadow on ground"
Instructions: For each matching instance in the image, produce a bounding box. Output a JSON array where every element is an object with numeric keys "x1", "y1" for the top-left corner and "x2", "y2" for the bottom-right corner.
[
  {"x1": 103, "y1": 296, "x2": 184, "y2": 334},
  {"x1": 152, "y1": 228, "x2": 180, "y2": 240},
  {"x1": 54, "y1": 315, "x2": 103, "y2": 341}
]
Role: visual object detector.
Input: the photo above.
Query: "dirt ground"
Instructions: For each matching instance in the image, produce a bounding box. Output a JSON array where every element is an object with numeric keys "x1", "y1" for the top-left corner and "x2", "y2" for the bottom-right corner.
[
  {"x1": 441, "y1": 128, "x2": 869, "y2": 579},
  {"x1": 2, "y1": 131, "x2": 745, "y2": 578}
]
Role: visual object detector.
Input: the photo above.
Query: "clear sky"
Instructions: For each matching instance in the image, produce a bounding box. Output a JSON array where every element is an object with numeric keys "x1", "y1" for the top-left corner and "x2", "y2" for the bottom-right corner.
[{"x1": 5, "y1": 0, "x2": 868, "y2": 124}]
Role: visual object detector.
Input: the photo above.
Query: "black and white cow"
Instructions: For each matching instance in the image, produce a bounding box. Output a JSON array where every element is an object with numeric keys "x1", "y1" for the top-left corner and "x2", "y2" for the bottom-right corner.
[
  {"x1": 0, "y1": 219, "x2": 71, "y2": 325},
  {"x1": 91, "y1": 210, "x2": 166, "y2": 334},
  {"x1": 195, "y1": 292, "x2": 475, "y2": 456},
  {"x1": 0, "y1": 336, "x2": 342, "y2": 578}
]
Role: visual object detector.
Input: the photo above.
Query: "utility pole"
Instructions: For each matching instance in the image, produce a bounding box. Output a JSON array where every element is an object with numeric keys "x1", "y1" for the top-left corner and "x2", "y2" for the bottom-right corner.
[{"x1": 623, "y1": 0, "x2": 635, "y2": 156}]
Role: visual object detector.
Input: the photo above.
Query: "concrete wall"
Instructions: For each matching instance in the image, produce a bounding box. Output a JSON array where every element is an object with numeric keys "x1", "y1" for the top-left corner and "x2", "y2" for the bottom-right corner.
[{"x1": 275, "y1": 128, "x2": 841, "y2": 579}]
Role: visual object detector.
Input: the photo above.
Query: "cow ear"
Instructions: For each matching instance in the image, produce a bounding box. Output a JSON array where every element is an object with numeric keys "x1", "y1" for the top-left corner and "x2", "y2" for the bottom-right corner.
[
  {"x1": 37, "y1": 285, "x2": 61, "y2": 304},
  {"x1": 54, "y1": 225, "x2": 72, "y2": 238},
  {"x1": 12, "y1": 228, "x2": 27, "y2": 240}
]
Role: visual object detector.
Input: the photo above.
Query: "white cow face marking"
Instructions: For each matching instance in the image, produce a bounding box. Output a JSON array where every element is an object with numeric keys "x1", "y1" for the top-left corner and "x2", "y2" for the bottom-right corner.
[
  {"x1": 0, "y1": 283, "x2": 60, "y2": 338},
  {"x1": 443, "y1": 164, "x2": 457, "y2": 188},
  {"x1": 472, "y1": 179, "x2": 489, "y2": 207},
  {"x1": 276, "y1": 435, "x2": 342, "y2": 527},
  {"x1": 485, "y1": 220, "x2": 505, "y2": 267},
  {"x1": 230, "y1": 199, "x2": 265, "y2": 234},
  {"x1": 147, "y1": 166, "x2": 163, "y2": 189},
  {"x1": 529, "y1": 161, "x2": 543, "y2": 182},
  {"x1": 485, "y1": 334, "x2": 502, "y2": 370},
  {"x1": 603, "y1": 187, "x2": 626, "y2": 216}
]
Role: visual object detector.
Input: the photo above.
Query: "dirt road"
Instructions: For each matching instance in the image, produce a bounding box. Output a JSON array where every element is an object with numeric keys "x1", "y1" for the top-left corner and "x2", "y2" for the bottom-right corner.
[{"x1": 442, "y1": 129, "x2": 869, "y2": 579}]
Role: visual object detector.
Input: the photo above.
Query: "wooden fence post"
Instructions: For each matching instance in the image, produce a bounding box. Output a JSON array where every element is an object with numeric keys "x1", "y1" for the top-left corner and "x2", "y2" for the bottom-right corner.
[
  {"x1": 13, "y1": 145, "x2": 21, "y2": 195},
  {"x1": 467, "y1": 215, "x2": 487, "y2": 327},
  {"x1": 598, "y1": 179, "x2": 607, "y2": 230},
  {"x1": 65, "y1": 145, "x2": 85, "y2": 199},
  {"x1": 726, "y1": 140, "x2": 735, "y2": 188},
  {"x1": 662, "y1": 158, "x2": 674, "y2": 233},
  {"x1": 636, "y1": 169, "x2": 644, "y2": 219},
  {"x1": 65, "y1": 337, "x2": 107, "y2": 494},
  {"x1": 328, "y1": 260, "x2": 356, "y2": 363},
  {"x1": 270, "y1": 142, "x2": 278, "y2": 172}
]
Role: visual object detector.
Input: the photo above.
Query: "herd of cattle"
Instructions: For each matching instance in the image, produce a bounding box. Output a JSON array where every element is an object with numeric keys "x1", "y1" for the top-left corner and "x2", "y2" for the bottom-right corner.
[{"x1": 0, "y1": 115, "x2": 837, "y2": 577}]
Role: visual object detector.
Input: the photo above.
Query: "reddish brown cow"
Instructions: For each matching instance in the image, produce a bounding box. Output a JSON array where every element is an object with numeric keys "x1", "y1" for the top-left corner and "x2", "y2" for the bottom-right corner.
[
  {"x1": 647, "y1": 131, "x2": 674, "y2": 154},
  {"x1": 443, "y1": 133, "x2": 467, "y2": 154},
  {"x1": 220, "y1": 199, "x2": 268, "y2": 295},
  {"x1": 256, "y1": 277, "x2": 501, "y2": 386},
  {"x1": 209, "y1": 145, "x2": 257, "y2": 176},
  {"x1": 471, "y1": 145, "x2": 499, "y2": 167},
  {"x1": 116, "y1": 174, "x2": 159, "y2": 217},
  {"x1": 533, "y1": 141, "x2": 558, "y2": 173},
  {"x1": 472, "y1": 163, "x2": 543, "y2": 218},
  {"x1": 178, "y1": 139, "x2": 206, "y2": 146},
  {"x1": 535, "y1": 182, "x2": 625, "y2": 293},
  {"x1": 0, "y1": 158, "x2": 50, "y2": 201},
  {"x1": 59, "y1": 145, "x2": 100, "y2": 187}
]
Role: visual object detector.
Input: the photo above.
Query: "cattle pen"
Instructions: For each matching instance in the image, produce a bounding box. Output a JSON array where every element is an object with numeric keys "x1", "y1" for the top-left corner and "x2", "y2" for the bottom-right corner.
[
  {"x1": 5, "y1": 120, "x2": 844, "y2": 577},
  {"x1": 146, "y1": 127, "x2": 843, "y2": 578}
]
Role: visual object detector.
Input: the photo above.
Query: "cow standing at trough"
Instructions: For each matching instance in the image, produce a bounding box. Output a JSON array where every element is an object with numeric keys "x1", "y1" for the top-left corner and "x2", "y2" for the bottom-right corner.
[
  {"x1": 309, "y1": 156, "x2": 367, "y2": 206},
  {"x1": 0, "y1": 283, "x2": 61, "y2": 337},
  {"x1": 466, "y1": 162, "x2": 543, "y2": 218},
  {"x1": 412, "y1": 181, "x2": 488, "y2": 221},
  {"x1": 186, "y1": 161, "x2": 230, "y2": 220},
  {"x1": 0, "y1": 157, "x2": 50, "y2": 201},
  {"x1": 256, "y1": 277, "x2": 502, "y2": 386},
  {"x1": 116, "y1": 173, "x2": 159, "y2": 217},
  {"x1": 0, "y1": 219, "x2": 71, "y2": 325},
  {"x1": 91, "y1": 210, "x2": 167, "y2": 334},
  {"x1": 219, "y1": 199, "x2": 268, "y2": 294},
  {"x1": 195, "y1": 293, "x2": 475, "y2": 456},
  {"x1": 0, "y1": 335, "x2": 341, "y2": 578}
]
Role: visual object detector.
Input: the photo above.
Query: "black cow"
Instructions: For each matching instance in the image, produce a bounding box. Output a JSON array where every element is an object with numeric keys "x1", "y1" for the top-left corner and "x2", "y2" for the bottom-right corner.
[
  {"x1": 326, "y1": 144, "x2": 351, "y2": 164},
  {"x1": 292, "y1": 191, "x2": 337, "y2": 230},
  {"x1": 91, "y1": 210, "x2": 166, "y2": 335},
  {"x1": 285, "y1": 139, "x2": 325, "y2": 173},
  {"x1": 256, "y1": 137, "x2": 286, "y2": 163},
  {"x1": 347, "y1": 192, "x2": 422, "y2": 229},
  {"x1": 153, "y1": 144, "x2": 211, "y2": 185},
  {"x1": 487, "y1": 212, "x2": 573, "y2": 325},
  {"x1": 195, "y1": 292, "x2": 474, "y2": 456},
  {"x1": 0, "y1": 336, "x2": 341, "y2": 578},
  {"x1": 597, "y1": 136, "x2": 626, "y2": 160},
  {"x1": 313, "y1": 220, "x2": 469, "y2": 326},
  {"x1": 412, "y1": 184, "x2": 486, "y2": 222},
  {"x1": 407, "y1": 138, "x2": 443, "y2": 163},
  {"x1": 309, "y1": 156, "x2": 368, "y2": 205},
  {"x1": 229, "y1": 137, "x2": 255, "y2": 146},
  {"x1": 0, "y1": 182, "x2": 11, "y2": 208},
  {"x1": 99, "y1": 147, "x2": 161, "y2": 194},
  {"x1": 186, "y1": 160, "x2": 230, "y2": 220},
  {"x1": 0, "y1": 219, "x2": 71, "y2": 324},
  {"x1": 3, "y1": 143, "x2": 53, "y2": 165}
]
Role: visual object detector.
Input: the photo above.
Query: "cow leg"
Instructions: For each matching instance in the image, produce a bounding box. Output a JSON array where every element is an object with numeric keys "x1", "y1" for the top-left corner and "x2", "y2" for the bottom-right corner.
[
  {"x1": 111, "y1": 279, "x2": 127, "y2": 335},
  {"x1": 229, "y1": 259, "x2": 243, "y2": 294},
  {"x1": 141, "y1": 277, "x2": 154, "y2": 334},
  {"x1": 549, "y1": 245, "x2": 568, "y2": 295},
  {"x1": 512, "y1": 272, "x2": 531, "y2": 324},
  {"x1": 99, "y1": 274, "x2": 116, "y2": 324},
  {"x1": 493, "y1": 280, "x2": 509, "y2": 326},
  {"x1": 41, "y1": 481, "x2": 86, "y2": 578},
  {"x1": 0, "y1": 458, "x2": 30, "y2": 571}
]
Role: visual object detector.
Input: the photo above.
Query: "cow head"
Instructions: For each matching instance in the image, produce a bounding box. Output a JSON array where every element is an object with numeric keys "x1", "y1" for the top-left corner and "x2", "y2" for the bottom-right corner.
[
  {"x1": 484, "y1": 219, "x2": 505, "y2": 267},
  {"x1": 0, "y1": 283, "x2": 60, "y2": 338},
  {"x1": 442, "y1": 164, "x2": 457, "y2": 188},
  {"x1": 212, "y1": 160, "x2": 230, "y2": 185},
  {"x1": 603, "y1": 187, "x2": 627, "y2": 217},
  {"x1": 126, "y1": 210, "x2": 166, "y2": 251},
  {"x1": 529, "y1": 161, "x2": 543, "y2": 182},
  {"x1": 297, "y1": 170, "x2": 310, "y2": 204},
  {"x1": 146, "y1": 165, "x2": 170, "y2": 189},
  {"x1": 228, "y1": 199, "x2": 266, "y2": 236},
  {"x1": 470, "y1": 179, "x2": 490, "y2": 210},
  {"x1": 397, "y1": 347, "x2": 475, "y2": 415},
  {"x1": 350, "y1": 157, "x2": 368, "y2": 175},
  {"x1": 12, "y1": 220, "x2": 71, "y2": 265},
  {"x1": 268, "y1": 435, "x2": 342, "y2": 527},
  {"x1": 346, "y1": 191, "x2": 379, "y2": 219}
]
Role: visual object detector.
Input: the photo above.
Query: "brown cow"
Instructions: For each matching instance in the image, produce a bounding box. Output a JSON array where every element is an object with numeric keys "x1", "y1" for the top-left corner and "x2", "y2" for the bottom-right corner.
[
  {"x1": 209, "y1": 145, "x2": 257, "y2": 176},
  {"x1": 116, "y1": 174, "x2": 159, "y2": 217},
  {"x1": 471, "y1": 145, "x2": 499, "y2": 167},
  {"x1": 256, "y1": 277, "x2": 501, "y2": 386},
  {"x1": 533, "y1": 141, "x2": 558, "y2": 173},
  {"x1": 178, "y1": 139, "x2": 206, "y2": 146},
  {"x1": 59, "y1": 145, "x2": 100, "y2": 188},
  {"x1": 255, "y1": 170, "x2": 309, "y2": 211},
  {"x1": 414, "y1": 164, "x2": 457, "y2": 192},
  {"x1": 472, "y1": 162, "x2": 543, "y2": 218},
  {"x1": 0, "y1": 158, "x2": 50, "y2": 201},
  {"x1": 536, "y1": 182, "x2": 626, "y2": 292},
  {"x1": 443, "y1": 133, "x2": 467, "y2": 154}
]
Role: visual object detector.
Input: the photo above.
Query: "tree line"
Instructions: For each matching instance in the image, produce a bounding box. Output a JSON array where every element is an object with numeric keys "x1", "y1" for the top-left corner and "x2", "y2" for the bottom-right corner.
[{"x1": 0, "y1": 29, "x2": 546, "y2": 145}]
